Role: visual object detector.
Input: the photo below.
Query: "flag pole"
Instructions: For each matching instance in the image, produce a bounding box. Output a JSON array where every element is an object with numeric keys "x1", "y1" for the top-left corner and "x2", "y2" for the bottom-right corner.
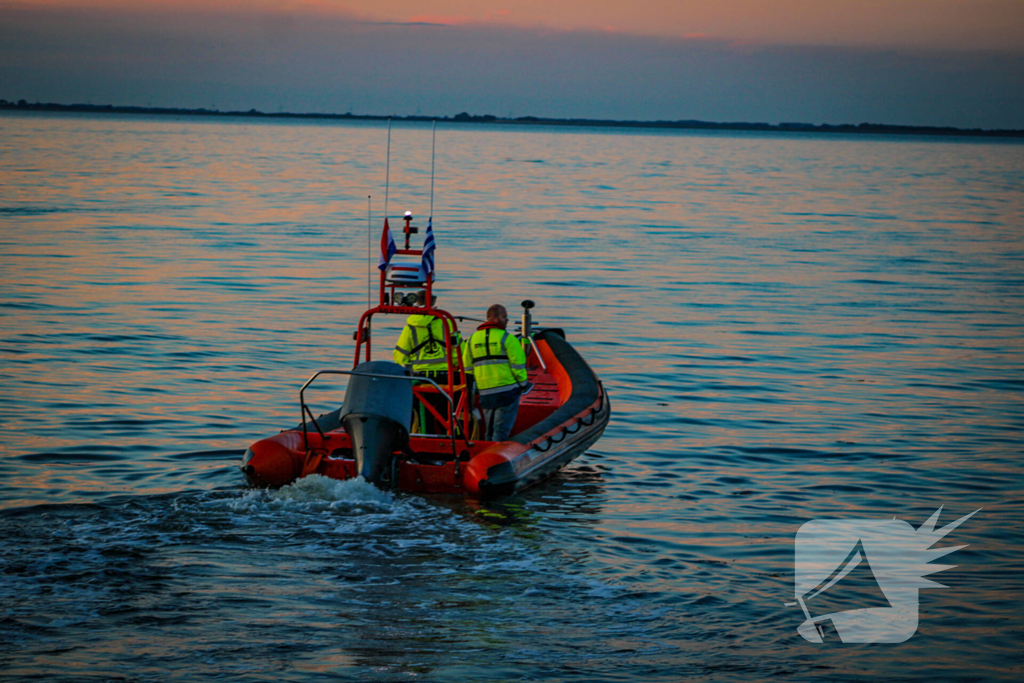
[
  {"x1": 429, "y1": 119, "x2": 436, "y2": 221},
  {"x1": 384, "y1": 118, "x2": 392, "y2": 221}
]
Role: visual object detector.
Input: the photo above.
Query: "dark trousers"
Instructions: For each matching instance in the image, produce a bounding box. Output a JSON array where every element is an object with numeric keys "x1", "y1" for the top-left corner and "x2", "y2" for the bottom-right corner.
[{"x1": 483, "y1": 398, "x2": 520, "y2": 441}]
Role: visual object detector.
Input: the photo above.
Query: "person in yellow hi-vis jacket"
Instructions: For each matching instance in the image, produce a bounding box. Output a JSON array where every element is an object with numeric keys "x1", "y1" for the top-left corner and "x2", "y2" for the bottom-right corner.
[
  {"x1": 462, "y1": 304, "x2": 531, "y2": 441},
  {"x1": 392, "y1": 292, "x2": 460, "y2": 385}
]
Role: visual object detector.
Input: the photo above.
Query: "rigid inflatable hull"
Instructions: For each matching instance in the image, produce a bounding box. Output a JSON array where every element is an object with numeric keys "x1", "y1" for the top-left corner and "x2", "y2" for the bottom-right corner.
[{"x1": 242, "y1": 330, "x2": 609, "y2": 497}]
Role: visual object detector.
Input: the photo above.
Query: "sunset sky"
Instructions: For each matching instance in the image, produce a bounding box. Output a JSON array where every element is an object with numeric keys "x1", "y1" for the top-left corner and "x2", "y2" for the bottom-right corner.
[{"x1": 2, "y1": 0, "x2": 1023, "y2": 127}]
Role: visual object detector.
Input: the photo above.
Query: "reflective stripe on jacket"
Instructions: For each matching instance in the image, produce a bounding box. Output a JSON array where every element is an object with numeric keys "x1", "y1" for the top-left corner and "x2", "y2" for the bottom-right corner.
[
  {"x1": 393, "y1": 315, "x2": 459, "y2": 372},
  {"x1": 462, "y1": 327, "x2": 527, "y2": 395}
]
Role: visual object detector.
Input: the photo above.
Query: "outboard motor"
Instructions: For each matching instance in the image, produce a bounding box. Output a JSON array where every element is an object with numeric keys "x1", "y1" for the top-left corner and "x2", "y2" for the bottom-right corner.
[{"x1": 339, "y1": 361, "x2": 413, "y2": 488}]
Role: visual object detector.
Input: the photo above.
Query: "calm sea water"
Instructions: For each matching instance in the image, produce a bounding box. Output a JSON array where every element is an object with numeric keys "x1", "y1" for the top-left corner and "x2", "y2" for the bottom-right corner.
[{"x1": 1, "y1": 112, "x2": 1022, "y2": 681}]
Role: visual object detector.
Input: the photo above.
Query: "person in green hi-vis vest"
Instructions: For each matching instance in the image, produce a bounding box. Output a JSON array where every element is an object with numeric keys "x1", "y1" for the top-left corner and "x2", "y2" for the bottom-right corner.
[{"x1": 463, "y1": 304, "x2": 532, "y2": 441}]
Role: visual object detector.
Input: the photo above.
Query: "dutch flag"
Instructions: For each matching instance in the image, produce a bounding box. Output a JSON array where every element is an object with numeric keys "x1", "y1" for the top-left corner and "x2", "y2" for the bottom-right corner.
[
  {"x1": 378, "y1": 218, "x2": 397, "y2": 272},
  {"x1": 421, "y1": 217, "x2": 435, "y2": 276}
]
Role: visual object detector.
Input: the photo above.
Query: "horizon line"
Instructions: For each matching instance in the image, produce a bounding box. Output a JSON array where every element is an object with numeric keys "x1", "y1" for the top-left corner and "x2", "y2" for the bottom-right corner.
[{"x1": 2, "y1": 99, "x2": 1022, "y2": 138}]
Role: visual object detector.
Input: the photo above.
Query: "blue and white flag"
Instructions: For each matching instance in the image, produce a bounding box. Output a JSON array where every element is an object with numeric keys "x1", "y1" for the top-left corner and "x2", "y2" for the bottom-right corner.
[
  {"x1": 421, "y1": 217, "x2": 436, "y2": 276},
  {"x1": 378, "y1": 218, "x2": 397, "y2": 272}
]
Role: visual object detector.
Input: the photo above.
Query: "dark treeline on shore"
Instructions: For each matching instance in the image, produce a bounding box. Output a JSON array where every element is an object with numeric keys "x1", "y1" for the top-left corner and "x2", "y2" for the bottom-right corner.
[{"x1": 2, "y1": 98, "x2": 1022, "y2": 138}]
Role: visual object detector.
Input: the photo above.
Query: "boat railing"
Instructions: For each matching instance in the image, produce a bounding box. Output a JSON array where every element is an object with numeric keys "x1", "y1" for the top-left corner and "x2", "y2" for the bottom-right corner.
[
  {"x1": 352, "y1": 305, "x2": 473, "y2": 440},
  {"x1": 298, "y1": 369, "x2": 463, "y2": 466}
]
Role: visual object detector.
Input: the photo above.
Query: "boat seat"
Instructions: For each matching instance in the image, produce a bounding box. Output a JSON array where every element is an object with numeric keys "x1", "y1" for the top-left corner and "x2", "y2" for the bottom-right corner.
[{"x1": 386, "y1": 257, "x2": 427, "y2": 285}]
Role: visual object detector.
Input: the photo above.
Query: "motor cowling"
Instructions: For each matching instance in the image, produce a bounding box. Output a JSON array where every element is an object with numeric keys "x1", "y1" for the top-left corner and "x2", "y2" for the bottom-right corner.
[{"x1": 340, "y1": 361, "x2": 413, "y2": 487}]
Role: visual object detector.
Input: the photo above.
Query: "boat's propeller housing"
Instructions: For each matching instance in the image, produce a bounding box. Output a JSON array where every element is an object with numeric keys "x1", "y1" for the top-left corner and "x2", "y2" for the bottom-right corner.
[{"x1": 339, "y1": 361, "x2": 413, "y2": 487}]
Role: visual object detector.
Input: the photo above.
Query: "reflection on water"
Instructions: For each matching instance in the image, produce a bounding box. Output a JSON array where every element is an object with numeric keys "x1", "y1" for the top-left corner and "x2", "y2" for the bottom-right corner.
[{"x1": 1, "y1": 112, "x2": 1022, "y2": 681}]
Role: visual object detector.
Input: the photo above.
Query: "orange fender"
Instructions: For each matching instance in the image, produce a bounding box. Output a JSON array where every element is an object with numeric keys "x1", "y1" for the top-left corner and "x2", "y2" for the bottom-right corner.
[
  {"x1": 462, "y1": 441, "x2": 530, "y2": 495},
  {"x1": 243, "y1": 431, "x2": 306, "y2": 488}
]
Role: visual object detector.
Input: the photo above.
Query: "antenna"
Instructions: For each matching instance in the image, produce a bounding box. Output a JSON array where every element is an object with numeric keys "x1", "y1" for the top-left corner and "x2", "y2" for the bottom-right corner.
[
  {"x1": 367, "y1": 195, "x2": 372, "y2": 309},
  {"x1": 384, "y1": 118, "x2": 392, "y2": 220},
  {"x1": 429, "y1": 119, "x2": 436, "y2": 220}
]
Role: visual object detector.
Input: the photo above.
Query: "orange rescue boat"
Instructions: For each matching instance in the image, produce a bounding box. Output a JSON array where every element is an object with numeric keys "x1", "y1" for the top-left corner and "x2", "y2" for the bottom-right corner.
[{"x1": 241, "y1": 214, "x2": 610, "y2": 497}]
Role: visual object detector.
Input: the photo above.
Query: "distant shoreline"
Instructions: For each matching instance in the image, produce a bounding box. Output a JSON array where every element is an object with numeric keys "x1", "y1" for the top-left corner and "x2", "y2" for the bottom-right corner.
[{"x1": 3, "y1": 99, "x2": 1022, "y2": 138}]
